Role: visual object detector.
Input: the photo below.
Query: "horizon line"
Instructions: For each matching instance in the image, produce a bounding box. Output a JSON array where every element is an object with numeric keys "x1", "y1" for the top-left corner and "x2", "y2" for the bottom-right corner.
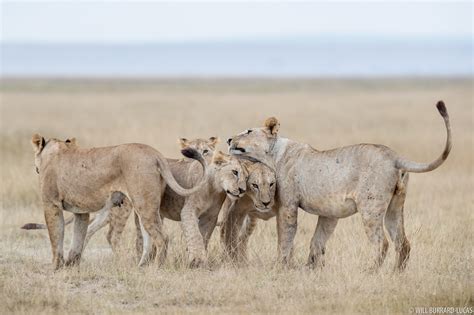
[{"x1": 1, "y1": 34, "x2": 472, "y2": 45}]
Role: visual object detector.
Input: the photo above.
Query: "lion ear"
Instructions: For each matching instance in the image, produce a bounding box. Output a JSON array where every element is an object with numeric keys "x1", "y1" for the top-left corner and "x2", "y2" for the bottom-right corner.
[
  {"x1": 264, "y1": 117, "x2": 280, "y2": 135},
  {"x1": 208, "y1": 136, "x2": 219, "y2": 148},
  {"x1": 65, "y1": 138, "x2": 76, "y2": 145},
  {"x1": 178, "y1": 138, "x2": 189, "y2": 149},
  {"x1": 212, "y1": 151, "x2": 229, "y2": 165},
  {"x1": 31, "y1": 134, "x2": 45, "y2": 153}
]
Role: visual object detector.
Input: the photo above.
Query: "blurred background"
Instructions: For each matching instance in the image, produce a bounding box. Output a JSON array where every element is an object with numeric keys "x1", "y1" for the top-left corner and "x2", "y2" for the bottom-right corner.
[
  {"x1": 0, "y1": 3, "x2": 473, "y2": 313},
  {"x1": 1, "y1": 2, "x2": 472, "y2": 77}
]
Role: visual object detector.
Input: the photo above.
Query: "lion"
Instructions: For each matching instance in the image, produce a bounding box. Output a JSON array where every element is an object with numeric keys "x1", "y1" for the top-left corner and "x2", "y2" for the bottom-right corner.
[
  {"x1": 30, "y1": 134, "x2": 210, "y2": 269},
  {"x1": 217, "y1": 159, "x2": 277, "y2": 262},
  {"x1": 89, "y1": 149, "x2": 246, "y2": 267},
  {"x1": 226, "y1": 101, "x2": 451, "y2": 271},
  {"x1": 84, "y1": 136, "x2": 220, "y2": 253},
  {"x1": 22, "y1": 137, "x2": 218, "y2": 233}
]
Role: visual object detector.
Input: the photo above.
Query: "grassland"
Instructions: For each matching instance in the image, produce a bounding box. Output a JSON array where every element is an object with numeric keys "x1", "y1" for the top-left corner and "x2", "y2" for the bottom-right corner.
[{"x1": 0, "y1": 78, "x2": 472, "y2": 314}]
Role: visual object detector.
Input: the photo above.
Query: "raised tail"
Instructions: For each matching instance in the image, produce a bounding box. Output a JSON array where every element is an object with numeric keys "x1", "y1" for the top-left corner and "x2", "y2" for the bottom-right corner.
[
  {"x1": 155, "y1": 147, "x2": 208, "y2": 197},
  {"x1": 21, "y1": 215, "x2": 74, "y2": 230},
  {"x1": 395, "y1": 101, "x2": 452, "y2": 173}
]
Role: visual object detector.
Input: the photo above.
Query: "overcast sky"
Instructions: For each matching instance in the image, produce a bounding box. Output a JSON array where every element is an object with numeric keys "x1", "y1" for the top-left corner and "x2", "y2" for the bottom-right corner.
[{"x1": 1, "y1": 1, "x2": 472, "y2": 43}]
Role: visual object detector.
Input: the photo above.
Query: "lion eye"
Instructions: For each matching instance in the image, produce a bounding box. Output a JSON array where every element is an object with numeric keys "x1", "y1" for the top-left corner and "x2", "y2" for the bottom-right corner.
[
  {"x1": 270, "y1": 182, "x2": 275, "y2": 187},
  {"x1": 232, "y1": 170, "x2": 239, "y2": 176},
  {"x1": 252, "y1": 183, "x2": 259, "y2": 189},
  {"x1": 203, "y1": 149, "x2": 209, "y2": 155},
  {"x1": 246, "y1": 129, "x2": 252, "y2": 134}
]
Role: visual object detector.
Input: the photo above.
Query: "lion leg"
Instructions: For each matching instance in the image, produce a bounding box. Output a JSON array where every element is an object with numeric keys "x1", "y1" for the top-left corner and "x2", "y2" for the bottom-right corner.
[
  {"x1": 147, "y1": 215, "x2": 162, "y2": 262},
  {"x1": 385, "y1": 180, "x2": 410, "y2": 271},
  {"x1": 136, "y1": 210, "x2": 168, "y2": 267},
  {"x1": 66, "y1": 213, "x2": 89, "y2": 266},
  {"x1": 359, "y1": 201, "x2": 390, "y2": 272},
  {"x1": 306, "y1": 216, "x2": 338, "y2": 269},
  {"x1": 107, "y1": 199, "x2": 132, "y2": 254},
  {"x1": 220, "y1": 210, "x2": 246, "y2": 261},
  {"x1": 148, "y1": 215, "x2": 163, "y2": 261},
  {"x1": 199, "y1": 214, "x2": 218, "y2": 251},
  {"x1": 236, "y1": 215, "x2": 258, "y2": 262},
  {"x1": 136, "y1": 214, "x2": 152, "y2": 266},
  {"x1": 180, "y1": 203, "x2": 207, "y2": 268},
  {"x1": 276, "y1": 204, "x2": 298, "y2": 265},
  {"x1": 127, "y1": 175, "x2": 167, "y2": 267},
  {"x1": 84, "y1": 207, "x2": 110, "y2": 247},
  {"x1": 134, "y1": 211, "x2": 159, "y2": 262},
  {"x1": 43, "y1": 203, "x2": 65, "y2": 270},
  {"x1": 107, "y1": 207, "x2": 128, "y2": 254},
  {"x1": 216, "y1": 197, "x2": 236, "y2": 227},
  {"x1": 134, "y1": 211, "x2": 143, "y2": 261}
]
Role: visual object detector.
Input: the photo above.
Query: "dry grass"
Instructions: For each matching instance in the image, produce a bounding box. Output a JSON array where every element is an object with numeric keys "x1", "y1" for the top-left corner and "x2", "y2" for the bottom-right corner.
[{"x1": 0, "y1": 78, "x2": 472, "y2": 314}]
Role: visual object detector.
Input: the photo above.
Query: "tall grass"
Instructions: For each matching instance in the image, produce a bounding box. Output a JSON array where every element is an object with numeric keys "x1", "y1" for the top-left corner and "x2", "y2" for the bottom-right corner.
[{"x1": 0, "y1": 79, "x2": 472, "y2": 314}]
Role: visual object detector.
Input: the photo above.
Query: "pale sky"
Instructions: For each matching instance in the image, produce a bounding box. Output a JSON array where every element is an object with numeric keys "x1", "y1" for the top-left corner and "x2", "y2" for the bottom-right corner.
[{"x1": 1, "y1": 1, "x2": 472, "y2": 43}]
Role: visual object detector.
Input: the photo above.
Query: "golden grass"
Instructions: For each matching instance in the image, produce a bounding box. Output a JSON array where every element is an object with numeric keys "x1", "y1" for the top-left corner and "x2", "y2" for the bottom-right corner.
[{"x1": 0, "y1": 78, "x2": 472, "y2": 314}]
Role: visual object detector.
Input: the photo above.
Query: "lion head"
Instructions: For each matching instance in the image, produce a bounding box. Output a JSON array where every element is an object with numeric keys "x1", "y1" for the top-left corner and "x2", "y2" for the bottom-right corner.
[
  {"x1": 226, "y1": 117, "x2": 280, "y2": 161},
  {"x1": 179, "y1": 137, "x2": 218, "y2": 163},
  {"x1": 31, "y1": 134, "x2": 77, "y2": 174},
  {"x1": 211, "y1": 151, "x2": 247, "y2": 200},
  {"x1": 244, "y1": 161, "x2": 276, "y2": 212}
]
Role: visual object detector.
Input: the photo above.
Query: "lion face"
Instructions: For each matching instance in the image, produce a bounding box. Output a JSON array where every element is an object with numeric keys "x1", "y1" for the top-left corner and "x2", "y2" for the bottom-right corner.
[
  {"x1": 246, "y1": 163, "x2": 276, "y2": 212},
  {"x1": 179, "y1": 137, "x2": 219, "y2": 163},
  {"x1": 212, "y1": 151, "x2": 247, "y2": 200},
  {"x1": 227, "y1": 117, "x2": 280, "y2": 160}
]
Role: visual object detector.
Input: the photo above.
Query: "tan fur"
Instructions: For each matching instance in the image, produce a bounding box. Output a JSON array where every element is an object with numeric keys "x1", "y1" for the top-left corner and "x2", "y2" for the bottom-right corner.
[
  {"x1": 227, "y1": 101, "x2": 451, "y2": 270},
  {"x1": 175, "y1": 151, "x2": 246, "y2": 267},
  {"x1": 126, "y1": 150, "x2": 246, "y2": 267},
  {"x1": 31, "y1": 134, "x2": 208, "y2": 269},
  {"x1": 103, "y1": 138, "x2": 220, "y2": 260},
  {"x1": 216, "y1": 159, "x2": 276, "y2": 227},
  {"x1": 78, "y1": 140, "x2": 246, "y2": 268},
  {"x1": 218, "y1": 160, "x2": 276, "y2": 261}
]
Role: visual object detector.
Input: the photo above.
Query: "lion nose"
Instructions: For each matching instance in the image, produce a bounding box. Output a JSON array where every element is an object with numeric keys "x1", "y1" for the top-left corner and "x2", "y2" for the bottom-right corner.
[
  {"x1": 239, "y1": 187, "x2": 245, "y2": 194},
  {"x1": 227, "y1": 138, "x2": 232, "y2": 145},
  {"x1": 262, "y1": 201, "x2": 270, "y2": 207}
]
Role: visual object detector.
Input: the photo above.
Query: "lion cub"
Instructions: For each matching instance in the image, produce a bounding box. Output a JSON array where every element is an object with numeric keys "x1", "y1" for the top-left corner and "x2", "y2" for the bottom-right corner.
[{"x1": 217, "y1": 159, "x2": 277, "y2": 262}]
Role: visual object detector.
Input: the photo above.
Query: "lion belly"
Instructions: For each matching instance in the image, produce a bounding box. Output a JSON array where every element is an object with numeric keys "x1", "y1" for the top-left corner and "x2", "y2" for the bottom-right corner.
[{"x1": 300, "y1": 194, "x2": 357, "y2": 218}]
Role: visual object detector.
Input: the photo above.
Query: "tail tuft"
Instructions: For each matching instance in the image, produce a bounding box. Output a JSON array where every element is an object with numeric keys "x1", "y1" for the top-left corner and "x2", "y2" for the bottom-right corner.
[
  {"x1": 181, "y1": 147, "x2": 201, "y2": 160},
  {"x1": 436, "y1": 100, "x2": 448, "y2": 118},
  {"x1": 395, "y1": 100, "x2": 451, "y2": 173},
  {"x1": 21, "y1": 223, "x2": 42, "y2": 230}
]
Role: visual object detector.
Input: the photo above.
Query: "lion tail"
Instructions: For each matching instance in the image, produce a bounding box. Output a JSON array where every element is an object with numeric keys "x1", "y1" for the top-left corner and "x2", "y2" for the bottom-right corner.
[
  {"x1": 21, "y1": 215, "x2": 75, "y2": 230},
  {"x1": 155, "y1": 147, "x2": 209, "y2": 197},
  {"x1": 395, "y1": 101, "x2": 452, "y2": 173}
]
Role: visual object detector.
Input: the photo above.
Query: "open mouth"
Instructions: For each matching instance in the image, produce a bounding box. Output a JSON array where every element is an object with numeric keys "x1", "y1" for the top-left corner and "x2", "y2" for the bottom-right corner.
[
  {"x1": 226, "y1": 190, "x2": 240, "y2": 198},
  {"x1": 229, "y1": 147, "x2": 246, "y2": 155}
]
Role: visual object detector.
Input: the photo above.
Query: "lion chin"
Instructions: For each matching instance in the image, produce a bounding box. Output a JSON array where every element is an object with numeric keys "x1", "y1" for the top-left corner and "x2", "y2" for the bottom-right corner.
[{"x1": 255, "y1": 206, "x2": 272, "y2": 213}]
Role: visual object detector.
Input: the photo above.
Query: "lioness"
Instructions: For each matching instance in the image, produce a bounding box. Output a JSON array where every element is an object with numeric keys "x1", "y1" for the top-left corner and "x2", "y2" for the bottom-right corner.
[
  {"x1": 23, "y1": 136, "x2": 218, "y2": 237},
  {"x1": 85, "y1": 136, "x2": 220, "y2": 254},
  {"x1": 226, "y1": 101, "x2": 451, "y2": 270},
  {"x1": 217, "y1": 159, "x2": 277, "y2": 261},
  {"x1": 78, "y1": 150, "x2": 246, "y2": 268},
  {"x1": 156, "y1": 150, "x2": 246, "y2": 267},
  {"x1": 31, "y1": 134, "x2": 209, "y2": 269}
]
